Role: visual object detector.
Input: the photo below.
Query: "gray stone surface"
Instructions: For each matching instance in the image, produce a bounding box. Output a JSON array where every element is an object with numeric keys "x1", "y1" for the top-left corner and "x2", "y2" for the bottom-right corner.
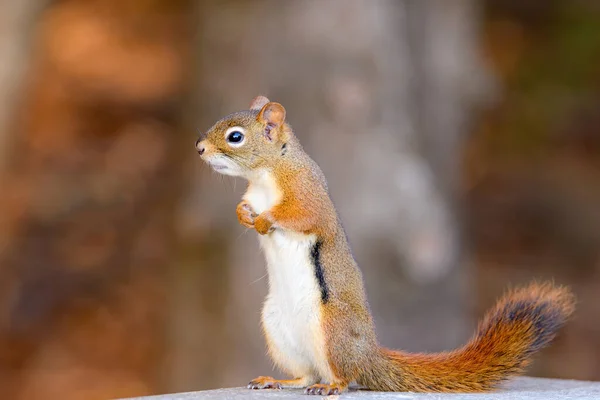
[{"x1": 122, "y1": 377, "x2": 600, "y2": 400}]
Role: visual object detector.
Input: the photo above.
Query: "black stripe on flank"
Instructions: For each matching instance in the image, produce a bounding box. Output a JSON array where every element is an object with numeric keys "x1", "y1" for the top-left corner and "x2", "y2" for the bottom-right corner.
[{"x1": 311, "y1": 240, "x2": 329, "y2": 303}]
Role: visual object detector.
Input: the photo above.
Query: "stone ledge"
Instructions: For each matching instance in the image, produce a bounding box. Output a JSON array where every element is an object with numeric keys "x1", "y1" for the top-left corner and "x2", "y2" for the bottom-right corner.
[{"x1": 122, "y1": 377, "x2": 600, "y2": 400}]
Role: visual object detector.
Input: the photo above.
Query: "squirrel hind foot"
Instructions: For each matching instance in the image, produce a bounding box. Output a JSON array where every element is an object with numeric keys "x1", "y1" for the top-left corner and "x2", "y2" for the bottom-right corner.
[
  {"x1": 247, "y1": 376, "x2": 282, "y2": 390},
  {"x1": 304, "y1": 383, "x2": 347, "y2": 396},
  {"x1": 248, "y1": 376, "x2": 319, "y2": 390}
]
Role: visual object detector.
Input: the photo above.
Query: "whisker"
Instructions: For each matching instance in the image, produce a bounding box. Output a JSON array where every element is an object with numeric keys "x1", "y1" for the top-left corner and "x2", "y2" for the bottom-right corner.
[
  {"x1": 236, "y1": 228, "x2": 249, "y2": 241},
  {"x1": 250, "y1": 272, "x2": 268, "y2": 285},
  {"x1": 251, "y1": 151, "x2": 270, "y2": 164}
]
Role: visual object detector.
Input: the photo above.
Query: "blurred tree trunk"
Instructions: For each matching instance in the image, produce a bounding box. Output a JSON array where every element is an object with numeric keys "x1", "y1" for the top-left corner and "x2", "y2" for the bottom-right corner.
[
  {"x1": 178, "y1": 0, "x2": 488, "y2": 390},
  {"x1": 0, "y1": 0, "x2": 43, "y2": 167},
  {"x1": 0, "y1": 0, "x2": 193, "y2": 399},
  {"x1": 470, "y1": 0, "x2": 600, "y2": 381}
]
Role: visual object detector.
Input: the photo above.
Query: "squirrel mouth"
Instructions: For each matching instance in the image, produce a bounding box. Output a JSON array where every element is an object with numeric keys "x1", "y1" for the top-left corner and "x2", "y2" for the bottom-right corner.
[
  {"x1": 206, "y1": 157, "x2": 240, "y2": 176},
  {"x1": 210, "y1": 163, "x2": 228, "y2": 172}
]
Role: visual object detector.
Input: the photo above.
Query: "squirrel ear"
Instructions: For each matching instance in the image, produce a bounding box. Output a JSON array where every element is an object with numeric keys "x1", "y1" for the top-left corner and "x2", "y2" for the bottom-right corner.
[
  {"x1": 257, "y1": 102, "x2": 286, "y2": 141},
  {"x1": 249, "y1": 95, "x2": 270, "y2": 111}
]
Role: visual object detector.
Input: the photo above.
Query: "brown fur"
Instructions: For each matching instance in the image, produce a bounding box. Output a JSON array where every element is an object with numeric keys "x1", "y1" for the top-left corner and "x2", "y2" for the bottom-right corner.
[
  {"x1": 359, "y1": 282, "x2": 575, "y2": 392},
  {"x1": 197, "y1": 97, "x2": 575, "y2": 394}
]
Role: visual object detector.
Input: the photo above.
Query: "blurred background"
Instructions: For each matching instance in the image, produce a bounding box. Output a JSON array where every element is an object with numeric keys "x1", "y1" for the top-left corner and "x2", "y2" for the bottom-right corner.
[{"x1": 0, "y1": 0, "x2": 598, "y2": 399}]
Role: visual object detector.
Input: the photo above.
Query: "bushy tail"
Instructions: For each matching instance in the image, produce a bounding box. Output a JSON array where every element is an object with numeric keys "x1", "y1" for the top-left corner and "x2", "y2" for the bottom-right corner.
[{"x1": 361, "y1": 282, "x2": 575, "y2": 393}]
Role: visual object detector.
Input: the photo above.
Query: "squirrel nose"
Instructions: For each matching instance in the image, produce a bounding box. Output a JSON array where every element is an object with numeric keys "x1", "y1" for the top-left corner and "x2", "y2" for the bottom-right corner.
[{"x1": 195, "y1": 138, "x2": 205, "y2": 155}]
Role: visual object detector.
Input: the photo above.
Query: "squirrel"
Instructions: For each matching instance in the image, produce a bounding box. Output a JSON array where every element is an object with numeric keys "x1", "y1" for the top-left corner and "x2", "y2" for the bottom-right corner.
[{"x1": 195, "y1": 96, "x2": 575, "y2": 396}]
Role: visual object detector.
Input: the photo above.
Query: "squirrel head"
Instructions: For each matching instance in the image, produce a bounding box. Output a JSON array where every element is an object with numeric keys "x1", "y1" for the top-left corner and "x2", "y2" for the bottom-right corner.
[{"x1": 196, "y1": 96, "x2": 290, "y2": 178}]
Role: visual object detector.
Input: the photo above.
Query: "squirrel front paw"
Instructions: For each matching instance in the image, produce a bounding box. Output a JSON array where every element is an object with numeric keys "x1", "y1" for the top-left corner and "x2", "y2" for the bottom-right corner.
[
  {"x1": 254, "y1": 213, "x2": 275, "y2": 235},
  {"x1": 236, "y1": 201, "x2": 257, "y2": 229}
]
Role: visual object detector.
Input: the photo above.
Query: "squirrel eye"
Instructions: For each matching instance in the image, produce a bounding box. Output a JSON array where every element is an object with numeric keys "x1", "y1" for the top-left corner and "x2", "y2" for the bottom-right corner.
[
  {"x1": 227, "y1": 131, "x2": 244, "y2": 144},
  {"x1": 224, "y1": 126, "x2": 246, "y2": 147}
]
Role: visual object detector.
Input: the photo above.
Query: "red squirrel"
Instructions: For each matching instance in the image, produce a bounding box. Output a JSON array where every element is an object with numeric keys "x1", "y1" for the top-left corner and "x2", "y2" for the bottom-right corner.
[{"x1": 195, "y1": 96, "x2": 575, "y2": 396}]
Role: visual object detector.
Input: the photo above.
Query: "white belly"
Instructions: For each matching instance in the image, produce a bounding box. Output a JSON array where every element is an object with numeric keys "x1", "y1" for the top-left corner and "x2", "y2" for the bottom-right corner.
[
  {"x1": 259, "y1": 230, "x2": 332, "y2": 381},
  {"x1": 242, "y1": 171, "x2": 333, "y2": 380}
]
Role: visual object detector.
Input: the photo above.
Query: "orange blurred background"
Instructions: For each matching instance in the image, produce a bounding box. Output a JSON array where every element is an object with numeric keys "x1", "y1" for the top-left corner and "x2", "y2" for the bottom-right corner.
[{"x1": 0, "y1": 1, "x2": 598, "y2": 399}]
